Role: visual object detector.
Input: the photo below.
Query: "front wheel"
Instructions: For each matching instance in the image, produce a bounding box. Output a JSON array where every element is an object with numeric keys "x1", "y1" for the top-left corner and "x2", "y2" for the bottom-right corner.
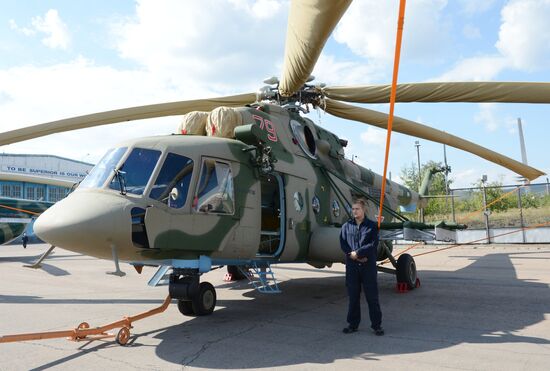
[
  {"x1": 177, "y1": 299, "x2": 195, "y2": 316},
  {"x1": 191, "y1": 282, "x2": 217, "y2": 316},
  {"x1": 396, "y1": 253, "x2": 417, "y2": 289}
]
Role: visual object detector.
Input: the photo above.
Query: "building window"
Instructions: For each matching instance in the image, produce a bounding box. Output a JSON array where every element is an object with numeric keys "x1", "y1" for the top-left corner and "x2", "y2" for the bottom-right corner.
[
  {"x1": 0, "y1": 182, "x2": 23, "y2": 199},
  {"x1": 2, "y1": 184, "x2": 9, "y2": 197},
  {"x1": 48, "y1": 186, "x2": 68, "y2": 202},
  {"x1": 36, "y1": 187, "x2": 45, "y2": 201},
  {"x1": 11, "y1": 184, "x2": 22, "y2": 198}
]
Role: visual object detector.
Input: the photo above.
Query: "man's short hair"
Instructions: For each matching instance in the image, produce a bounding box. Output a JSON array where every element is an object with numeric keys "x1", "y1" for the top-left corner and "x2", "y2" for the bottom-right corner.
[{"x1": 352, "y1": 198, "x2": 367, "y2": 209}]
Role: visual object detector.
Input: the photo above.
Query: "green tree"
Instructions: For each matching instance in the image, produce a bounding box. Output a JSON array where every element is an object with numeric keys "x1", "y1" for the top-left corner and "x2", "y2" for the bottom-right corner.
[
  {"x1": 400, "y1": 160, "x2": 452, "y2": 195},
  {"x1": 471, "y1": 180, "x2": 515, "y2": 213},
  {"x1": 400, "y1": 161, "x2": 453, "y2": 218}
]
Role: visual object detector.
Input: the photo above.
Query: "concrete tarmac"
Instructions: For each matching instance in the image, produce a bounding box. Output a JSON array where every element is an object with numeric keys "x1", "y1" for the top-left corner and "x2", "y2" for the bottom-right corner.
[{"x1": 1, "y1": 243, "x2": 549, "y2": 370}]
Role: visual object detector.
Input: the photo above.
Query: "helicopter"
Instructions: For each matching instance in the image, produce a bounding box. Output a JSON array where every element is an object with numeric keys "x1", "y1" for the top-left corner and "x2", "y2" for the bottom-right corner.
[{"x1": 0, "y1": 0, "x2": 548, "y2": 318}]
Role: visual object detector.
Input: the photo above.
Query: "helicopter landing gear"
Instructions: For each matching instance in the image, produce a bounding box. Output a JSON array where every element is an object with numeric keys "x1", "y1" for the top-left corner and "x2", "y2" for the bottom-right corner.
[
  {"x1": 377, "y1": 243, "x2": 419, "y2": 293},
  {"x1": 169, "y1": 269, "x2": 216, "y2": 316},
  {"x1": 396, "y1": 253, "x2": 418, "y2": 291},
  {"x1": 177, "y1": 300, "x2": 195, "y2": 316}
]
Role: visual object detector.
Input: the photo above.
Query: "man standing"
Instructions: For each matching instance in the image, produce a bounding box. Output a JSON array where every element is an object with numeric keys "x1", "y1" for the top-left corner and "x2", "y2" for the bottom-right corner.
[
  {"x1": 340, "y1": 198, "x2": 384, "y2": 335},
  {"x1": 22, "y1": 233, "x2": 28, "y2": 249}
]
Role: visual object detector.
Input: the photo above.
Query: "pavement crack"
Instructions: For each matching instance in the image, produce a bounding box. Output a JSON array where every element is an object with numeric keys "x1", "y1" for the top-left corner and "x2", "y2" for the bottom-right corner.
[{"x1": 181, "y1": 324, "x2": 258, "y2": 368}]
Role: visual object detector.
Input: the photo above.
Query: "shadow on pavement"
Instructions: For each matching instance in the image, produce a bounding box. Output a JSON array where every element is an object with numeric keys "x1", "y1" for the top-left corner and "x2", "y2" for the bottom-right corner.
[{"x1": 148, "y1": 252, "x2": 550, "y2": 368}]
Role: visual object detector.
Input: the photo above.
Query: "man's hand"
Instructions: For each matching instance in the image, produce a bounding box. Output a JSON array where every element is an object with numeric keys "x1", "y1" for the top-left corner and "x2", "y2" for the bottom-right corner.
[{"x1": 350, "y1": 251, "x2": 368, "y2": 263}]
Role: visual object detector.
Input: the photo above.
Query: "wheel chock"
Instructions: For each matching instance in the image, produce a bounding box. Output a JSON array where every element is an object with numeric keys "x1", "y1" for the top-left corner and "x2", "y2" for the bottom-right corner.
[
  {"x1": 415, "y1": 278, "x2": 421, "y2": 288},
  {"x1": 223, "y1": 273, "x2": 233, "y2": 282},
  {"x1": 396, "y1": 282, "x2": 409, "y2": 293}
]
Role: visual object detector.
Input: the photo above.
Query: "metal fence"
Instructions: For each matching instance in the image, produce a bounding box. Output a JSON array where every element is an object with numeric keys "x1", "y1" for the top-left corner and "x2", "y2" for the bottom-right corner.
[{"x1": 414, "y1": 181, "x2": 550, "y2": 242}]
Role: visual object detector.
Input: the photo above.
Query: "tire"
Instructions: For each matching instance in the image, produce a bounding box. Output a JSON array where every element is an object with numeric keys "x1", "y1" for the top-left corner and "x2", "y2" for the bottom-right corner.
[
  {"x1": 227, "y1": 265, "x2": 247, "y2": 280},
  {"x1": 177, "y1": 299, "x2": 195, "y2": 316},
  {"x1": 191, "y1": 282, "x2": 217, "y2": 316},
  {"x1": 396, "y1": 253, "x2": 417, "y2": 289},
  {"x1": 116, "y1": 326, "x2": 131, "y2": 346}
]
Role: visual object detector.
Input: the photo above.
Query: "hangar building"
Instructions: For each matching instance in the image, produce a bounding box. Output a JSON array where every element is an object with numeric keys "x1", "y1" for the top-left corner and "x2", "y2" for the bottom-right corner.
[{"x1": 0, "y1": 153, "x2": 94, "y2": 202}]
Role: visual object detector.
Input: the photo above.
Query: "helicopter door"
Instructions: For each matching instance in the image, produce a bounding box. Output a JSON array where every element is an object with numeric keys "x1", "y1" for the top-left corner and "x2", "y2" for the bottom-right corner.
[{"x1": 257, "y1": 172, "x2": 285, "y2": 257}]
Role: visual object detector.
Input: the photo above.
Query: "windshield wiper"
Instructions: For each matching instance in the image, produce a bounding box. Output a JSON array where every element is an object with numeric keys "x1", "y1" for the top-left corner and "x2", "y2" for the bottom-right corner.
[{"x1": 113, "y1": 168, "x2": 127, "y2": 195}]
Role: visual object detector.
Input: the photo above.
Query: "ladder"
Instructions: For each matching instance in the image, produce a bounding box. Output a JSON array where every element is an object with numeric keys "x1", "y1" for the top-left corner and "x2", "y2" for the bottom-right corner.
[{"x1": 240, "y1": 262, "x2": 281, "y2": 294}]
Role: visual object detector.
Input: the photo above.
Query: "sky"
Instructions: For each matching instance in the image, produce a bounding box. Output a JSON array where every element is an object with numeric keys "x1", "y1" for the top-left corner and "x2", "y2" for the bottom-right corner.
[{"x1": 0, "y1": 0, "x2": 549, "y2": 188}]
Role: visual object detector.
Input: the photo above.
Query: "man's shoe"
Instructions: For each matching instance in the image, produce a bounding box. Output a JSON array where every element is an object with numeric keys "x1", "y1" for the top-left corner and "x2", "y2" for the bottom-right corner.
[
  {"x1": 342, "y1": 326, "x2": 358, "y2": 334},
  {"x1": 373, "y1": 327, "x2": 384, "y2": 336}
]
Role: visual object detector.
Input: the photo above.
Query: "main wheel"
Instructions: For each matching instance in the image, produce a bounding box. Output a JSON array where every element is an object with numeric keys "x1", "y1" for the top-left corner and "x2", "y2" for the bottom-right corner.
[
  {"x1": 177, "y1": 299, "x2": 195, "y2": 316},
  {"x1": 396, "y1": 253, "x2": 417, "y2": 290},
  {"x1": 227, "y1": 265, "x2": 247, "y2": 280},
  {"x1": 191, "y1": 282, "x2": 217, "y2": 316}
]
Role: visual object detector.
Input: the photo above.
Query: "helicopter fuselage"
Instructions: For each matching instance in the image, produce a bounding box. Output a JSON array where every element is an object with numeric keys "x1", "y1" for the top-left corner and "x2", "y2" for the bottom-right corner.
[{"x1": 34, "y1": 103, "x2": 420, "y2": 268}]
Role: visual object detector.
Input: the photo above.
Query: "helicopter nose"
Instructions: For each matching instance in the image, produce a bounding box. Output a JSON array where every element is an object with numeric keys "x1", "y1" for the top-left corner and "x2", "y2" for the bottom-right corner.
[{"x1": 34, "y1": 191, "x2": 129, "y2": 259}]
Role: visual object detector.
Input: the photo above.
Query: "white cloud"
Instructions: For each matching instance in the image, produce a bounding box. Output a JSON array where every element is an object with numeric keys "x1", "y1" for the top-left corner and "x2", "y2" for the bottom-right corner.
[
  {"x1": 0, "y1": 57, "x2": 218, "y2": 162},
  {"x1": 432, "y1": 55, "x2": 508, "y2": 81},
  {"x1": 458, "y1": 0, "x2": 497, "y2": 15},
  {"x1": 312, "y1": 54, "x2": 384, "y2": 86},
  {"x1": 496, "y1": 0, "x2": 550, "y2": 71},
  {"x1": 229, "y1": 0, "x2": 283, "y2": 19},
  {"x1": 434, "y1": 0, "x2": 550, "y2": 80},
  {"x1": 10, "y1": 9, "x2": 71, "y2": 50},
  {"x1": 333, "y1": 0, "x2": 450, "y2": 64},
  {"x1": 9, "y1": 19, "x2": 35, "y2": 36},
  {"x1": 360, "y1": 127, "x2": 387, "y2": 147},
  {"x1": 474, "y1": 103, "x2": 500, "y2": 132},
  {"x1": 112, "y1": 0, "x2": 288, "y2": 91}
]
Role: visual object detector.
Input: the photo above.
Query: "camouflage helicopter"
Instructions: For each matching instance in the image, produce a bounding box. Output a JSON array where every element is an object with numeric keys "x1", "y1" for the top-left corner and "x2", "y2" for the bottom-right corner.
[{"x1": 0, "y1": 0, "x2": 548, "y2": 318}]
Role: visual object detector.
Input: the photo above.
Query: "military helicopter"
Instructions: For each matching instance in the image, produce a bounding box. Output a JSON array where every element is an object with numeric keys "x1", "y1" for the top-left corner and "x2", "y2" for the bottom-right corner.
[{"x1": 0, "y1": 0, "x2": 548, "y2": 318}]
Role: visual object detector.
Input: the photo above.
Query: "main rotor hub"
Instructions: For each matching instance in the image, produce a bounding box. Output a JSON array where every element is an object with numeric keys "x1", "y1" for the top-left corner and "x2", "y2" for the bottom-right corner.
[{"x1": 256, "y1": 76, "x2": 326, "y2": 113}]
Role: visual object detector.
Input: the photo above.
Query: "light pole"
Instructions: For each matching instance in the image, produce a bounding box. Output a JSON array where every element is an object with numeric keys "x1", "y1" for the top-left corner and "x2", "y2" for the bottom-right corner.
[
  {"x1": 415, "y1": 140, "x2": 424, "y2": 223},
  {"x1": 481, "y1": 174, "x2": 490, "y2": 243},
  {"x1": 414, "y1": 140, "x2": 421, "y2": 190}
]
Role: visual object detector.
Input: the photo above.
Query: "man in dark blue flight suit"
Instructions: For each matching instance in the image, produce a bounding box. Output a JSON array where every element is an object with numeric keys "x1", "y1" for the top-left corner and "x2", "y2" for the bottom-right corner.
[{"x1": 340, "y1": 198, "x2": 384, "y2": 335}]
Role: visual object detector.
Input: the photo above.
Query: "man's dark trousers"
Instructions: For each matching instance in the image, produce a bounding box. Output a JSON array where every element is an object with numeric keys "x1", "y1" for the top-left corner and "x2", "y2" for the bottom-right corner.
[{"x1": 346, "y1": 259, "x2": 382, "y2": 329}]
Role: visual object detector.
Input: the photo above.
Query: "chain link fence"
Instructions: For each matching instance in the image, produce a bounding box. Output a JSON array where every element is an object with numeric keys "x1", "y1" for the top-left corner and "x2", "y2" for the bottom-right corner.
[{"x1": 410, "y1": 182, "x2": 550, "y2": 242}]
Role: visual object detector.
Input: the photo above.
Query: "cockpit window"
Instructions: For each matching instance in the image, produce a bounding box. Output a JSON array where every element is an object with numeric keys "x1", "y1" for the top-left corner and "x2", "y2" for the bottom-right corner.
[
  {"x1": 194, "y1": 159, "x2": 234, "y2": 214},
  {"x1": 149, "y1": 153, "x2": 193, "y2": 208},
  {"x1": 80, "y1": 147, "x2": 127, "y2": 189},
  {"x1": 109, "y1": 148, "x2": 161, "y2": 195}
]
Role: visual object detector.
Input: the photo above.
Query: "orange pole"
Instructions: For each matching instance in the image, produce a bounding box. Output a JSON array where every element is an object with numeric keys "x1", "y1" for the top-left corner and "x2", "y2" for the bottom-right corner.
[
  {"x1": 0, "y1": 204, "x2": 41, "y2": 216},
  {"x1": 378, "y1": 0, "x2": 407, "y2": 228}
]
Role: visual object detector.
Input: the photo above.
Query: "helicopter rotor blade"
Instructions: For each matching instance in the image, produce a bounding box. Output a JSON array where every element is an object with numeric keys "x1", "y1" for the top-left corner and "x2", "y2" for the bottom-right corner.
[
  {"x1": 278, "y1": 0, "x2": 351, "y2": 97},
  {"x1": 0, "y1": 93, "x2": 255, "y2": 146},
  {"x1": 323, "y1": 82, "x2": 550, "y2": 104},
  {"x1": 324, "y1": 98, "x2": 545, "y2": 180}
]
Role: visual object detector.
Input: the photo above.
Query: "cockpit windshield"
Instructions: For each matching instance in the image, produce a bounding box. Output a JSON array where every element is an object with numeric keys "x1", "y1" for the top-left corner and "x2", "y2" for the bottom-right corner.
[
  {"x1": 109, "y1": 148, "x2": 161, "y2": 195},
  {"x1": 80, "y1": 147, "x2": 127, "y2": 189}
]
